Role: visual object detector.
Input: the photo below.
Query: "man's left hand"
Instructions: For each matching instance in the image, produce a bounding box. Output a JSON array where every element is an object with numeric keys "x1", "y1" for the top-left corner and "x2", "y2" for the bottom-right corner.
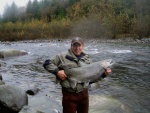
[{"x1": 104, "y1": 68, "x2": 112, "y2": 76}]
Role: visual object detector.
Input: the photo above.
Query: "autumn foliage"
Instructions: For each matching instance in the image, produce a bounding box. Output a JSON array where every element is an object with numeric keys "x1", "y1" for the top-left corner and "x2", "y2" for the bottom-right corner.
[{"x1": 0, "y1": 0, "x2": 149, "y2": 41}]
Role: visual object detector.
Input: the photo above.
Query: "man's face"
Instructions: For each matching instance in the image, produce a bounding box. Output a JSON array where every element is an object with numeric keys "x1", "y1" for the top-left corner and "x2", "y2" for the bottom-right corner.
[{"x1": 71, "y1": 43, "x2": 84, "y2": 56}]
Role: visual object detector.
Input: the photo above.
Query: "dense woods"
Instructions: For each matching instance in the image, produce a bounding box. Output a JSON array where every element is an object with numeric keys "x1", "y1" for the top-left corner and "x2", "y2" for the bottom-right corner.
[{"x1": 0, "y1": 0, "x2": 149, "y2": 41}]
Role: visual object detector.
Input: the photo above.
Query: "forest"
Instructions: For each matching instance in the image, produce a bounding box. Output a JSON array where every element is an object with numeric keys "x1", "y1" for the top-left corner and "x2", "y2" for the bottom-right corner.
[{"x1": 0, "y1": 0, "x2": 149, "y2": 41}]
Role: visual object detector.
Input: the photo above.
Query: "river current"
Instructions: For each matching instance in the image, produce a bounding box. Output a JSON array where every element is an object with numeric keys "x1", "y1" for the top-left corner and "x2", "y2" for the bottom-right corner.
[{"x1": 0, "y1": 40, "x2": 150, "y2": 113}]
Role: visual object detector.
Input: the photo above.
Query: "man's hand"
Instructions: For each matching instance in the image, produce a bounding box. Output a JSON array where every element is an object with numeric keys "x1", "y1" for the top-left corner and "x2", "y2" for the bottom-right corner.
[
  {"x1": 104, "y1": 68, "x2": 112, "y2": 76},
  {"x1": 57, "y1": 70, "x2": 67, "y2": 80}
]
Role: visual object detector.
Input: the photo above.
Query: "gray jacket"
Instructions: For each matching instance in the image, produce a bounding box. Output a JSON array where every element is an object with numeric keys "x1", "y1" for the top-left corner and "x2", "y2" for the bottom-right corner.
[{"x1": 44, "y1": 49, "x2": 92, "y2": 93}]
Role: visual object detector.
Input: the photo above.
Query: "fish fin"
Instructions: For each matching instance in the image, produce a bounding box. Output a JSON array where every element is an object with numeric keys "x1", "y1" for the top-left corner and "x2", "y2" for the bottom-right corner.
[
  {"x1": 69, "y1": 79, "x2": 77, "y2": 89},
  {"x1": 54, "y1": 109, "x2": 60, "y2": 113},
  {"x1": 55, "y1": 78, "x2": 60, "y2": 84},
  {"x1": 83, "y1": 82, "x2": 89, "y2": 88}
]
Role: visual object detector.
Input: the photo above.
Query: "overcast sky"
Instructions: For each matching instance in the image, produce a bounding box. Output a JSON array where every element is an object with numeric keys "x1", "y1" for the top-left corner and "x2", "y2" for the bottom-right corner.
[{"x1": 0, "y1": 0, "x2": 35, "y2": 15}]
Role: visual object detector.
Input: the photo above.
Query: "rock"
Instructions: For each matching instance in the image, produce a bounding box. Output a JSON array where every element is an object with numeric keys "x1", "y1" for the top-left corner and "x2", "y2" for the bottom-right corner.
[
  {"x1": 0, "y1": 60, "x2": 7, "y2": 67},
  {"x1": 0, "y1": 74, "x2": 5, "y2": 85},
  {"x1": 0, "y1": 85, "x2": 28, "y2": 112},
  {"x1": 19, "y1": 105, "x2": 44, "y2": 113},
  {"x1": 0, "y1": 49, "x2": 28, "y2": 58},
  {"x1": 22, "y1": 84, "x2": 39, "y2": 95},
  {"x1": 0, "y1": 74, "x2": 2, "y2": 80},
  {"x1": 0, "y1": 80, "x2": 5, "y2": 85}
]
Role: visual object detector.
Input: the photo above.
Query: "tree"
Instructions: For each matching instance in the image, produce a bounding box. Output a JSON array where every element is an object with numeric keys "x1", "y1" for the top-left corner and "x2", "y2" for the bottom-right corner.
[
  {"x1": 2, "y1": 4, "x2": 11, "y2": 21},
  {"x1": 32, "y1": 0, "x2": 40, "y2": 19},
  {"x1": 133, "y1": 0, "x2": 150, "y2": 37},
  {"x1": 134, "y1": 0, "x2": 150, "y2": 20},
  {"x1": 0, "y1": 15, "x2": 2, "y2": 21},
  {"x1": 40, "y1": 0, "x2": 50, "y2": 9},
  {"x1": 10, "y1": 1, "x2": 18, "y2": 22},
  {"x1": 26, "y1": 0, "x2": 32, "y2": 14},
  {"x1": 3, "y1": 2, "x2": 18, "y2": 22},
  {"x1": 69, "y1": 0, "x2": 94, "y2": 20},
  {"x1": 68, "y1": 0, "x2": 80, "y2": 5},
  {"x1": 26, "y1": 0, "x2": 40, "y2": 19},
  {"x1": 39, "y1": 0, "x2": 51, "y2": 22}
]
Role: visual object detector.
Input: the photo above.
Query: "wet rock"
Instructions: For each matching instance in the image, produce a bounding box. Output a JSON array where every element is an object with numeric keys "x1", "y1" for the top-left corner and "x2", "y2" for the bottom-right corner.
[
  {"x1": 0, "y1": 75, "x2": 5, "y2": 85},
  {"x1": 0, "y1": 60, "x2": 7, "y2": 67},
  {"x1": 0, "y1": 85, "x2": 28, "y2": 112},
  {"x1": 0, "y1": 74, "x2": 2, "y2": 80},
  {"x1": 19, "y1": 105, "x2": 44, "y2": 113},
  {"x1": 0, "y1": 49, "x2": 28, "y2": 58},
  {"x1": 0, "y1": 80, "x2": 5, "y2": 85},
  {"x1": 23, "y1": 84, "x2": 39, "y2": 95}
]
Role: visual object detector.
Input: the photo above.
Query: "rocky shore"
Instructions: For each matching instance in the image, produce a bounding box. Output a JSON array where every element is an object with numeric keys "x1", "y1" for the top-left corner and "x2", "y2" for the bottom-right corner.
[
  {"x1": 0, "y1": 38, "x2": 150, "y2": 44},
  {"x1": 0, "y1": 50, "x2": 55, "y2": 113},
  {"x1": 96, "y1": 38, "x2": 150, "y2": 43},
  {"x1": 0, "y1": 74, "x2": 43, "y2": 113}
]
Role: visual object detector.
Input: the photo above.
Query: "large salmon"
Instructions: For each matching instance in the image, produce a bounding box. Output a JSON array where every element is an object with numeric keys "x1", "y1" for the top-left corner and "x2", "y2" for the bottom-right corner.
[{"x1": 64, "y1": 59, "x2": 114, "y2": 89}]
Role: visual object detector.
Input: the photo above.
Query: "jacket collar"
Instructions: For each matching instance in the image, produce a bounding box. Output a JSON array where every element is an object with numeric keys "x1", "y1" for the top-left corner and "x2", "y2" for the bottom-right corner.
[{"x1": 66, "y1": 49, "x2": 88, "y2": 61}]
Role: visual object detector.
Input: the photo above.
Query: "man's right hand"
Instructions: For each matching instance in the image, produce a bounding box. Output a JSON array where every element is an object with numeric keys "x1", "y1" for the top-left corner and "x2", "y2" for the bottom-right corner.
[{"x1": 57, "y1": 70, "x2": 67, "y2": 80}]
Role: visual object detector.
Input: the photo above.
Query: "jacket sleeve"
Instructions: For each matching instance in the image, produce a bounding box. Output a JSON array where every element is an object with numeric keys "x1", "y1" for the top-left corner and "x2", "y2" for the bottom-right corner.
[
  {"x1": 43, "y1": 55, "x2": 61, "y2": 76},
  {"x1": 101, "y1": 73, "x2": 107, "y2": 78}
]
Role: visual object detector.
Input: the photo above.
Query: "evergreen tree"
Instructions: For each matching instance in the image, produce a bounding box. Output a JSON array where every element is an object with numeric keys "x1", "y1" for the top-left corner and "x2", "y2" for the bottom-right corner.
[
  {"x1": 10, "y1": 1, "x2": 18, "y2": 22},
  {"x1": 32, "y1": 0, "x2": 40, "y2": 19},
  {"x1": 3, "y1": 2, "x2": 18, "y2": 22},
  {"x1": 26, "y1": 0, "x2": 32, "y2": 14},
  {"x1": 3, "y1": 4, "x2": 11, "y2": 21},
  {"x1": 40, "y1": 0, "x2": 50, "y2": 9}
]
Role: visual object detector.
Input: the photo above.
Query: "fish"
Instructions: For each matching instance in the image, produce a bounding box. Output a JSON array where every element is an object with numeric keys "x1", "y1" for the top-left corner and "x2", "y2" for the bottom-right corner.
[{"x1": 64, "y1": 59, "x2": 114, "y2": 89}]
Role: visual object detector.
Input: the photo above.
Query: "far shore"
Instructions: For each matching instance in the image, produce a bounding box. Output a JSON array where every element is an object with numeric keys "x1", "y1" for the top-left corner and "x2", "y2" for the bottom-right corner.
[{"x1": 0, "y1": 37, "x2": 150, "y2": 44}]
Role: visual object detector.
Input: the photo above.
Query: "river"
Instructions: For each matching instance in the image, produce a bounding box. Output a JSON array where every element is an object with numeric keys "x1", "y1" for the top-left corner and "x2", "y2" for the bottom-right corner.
[{"x1": 0, "y1": 40, "x2": 150, "y2": 113}]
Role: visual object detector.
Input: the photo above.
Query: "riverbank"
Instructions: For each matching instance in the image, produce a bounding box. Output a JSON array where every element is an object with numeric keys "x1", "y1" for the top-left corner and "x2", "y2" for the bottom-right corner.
[
  {"x1": 96, "y1": 38, "x2": 150, "y2": 43},
  {"x1": 0, "y1": 37, "x2": 150, "y2": 44}
]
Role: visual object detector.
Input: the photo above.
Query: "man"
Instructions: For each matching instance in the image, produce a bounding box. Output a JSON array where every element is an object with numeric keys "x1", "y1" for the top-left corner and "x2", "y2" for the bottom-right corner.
[{"x1": 43, "y1": 37, "x2": 112, "y2": 113}]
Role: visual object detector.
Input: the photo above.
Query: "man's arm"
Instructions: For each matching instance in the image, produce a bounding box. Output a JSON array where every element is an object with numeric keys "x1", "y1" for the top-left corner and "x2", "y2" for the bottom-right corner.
[{"x1": 43, "y1": 56, "x2": 67, "y2": 80}]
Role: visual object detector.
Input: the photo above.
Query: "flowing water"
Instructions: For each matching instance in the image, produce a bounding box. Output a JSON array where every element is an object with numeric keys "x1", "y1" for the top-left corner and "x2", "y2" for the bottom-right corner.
[{"x1": 0, "y1": 40, "x2": 150, "y2": 113}]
